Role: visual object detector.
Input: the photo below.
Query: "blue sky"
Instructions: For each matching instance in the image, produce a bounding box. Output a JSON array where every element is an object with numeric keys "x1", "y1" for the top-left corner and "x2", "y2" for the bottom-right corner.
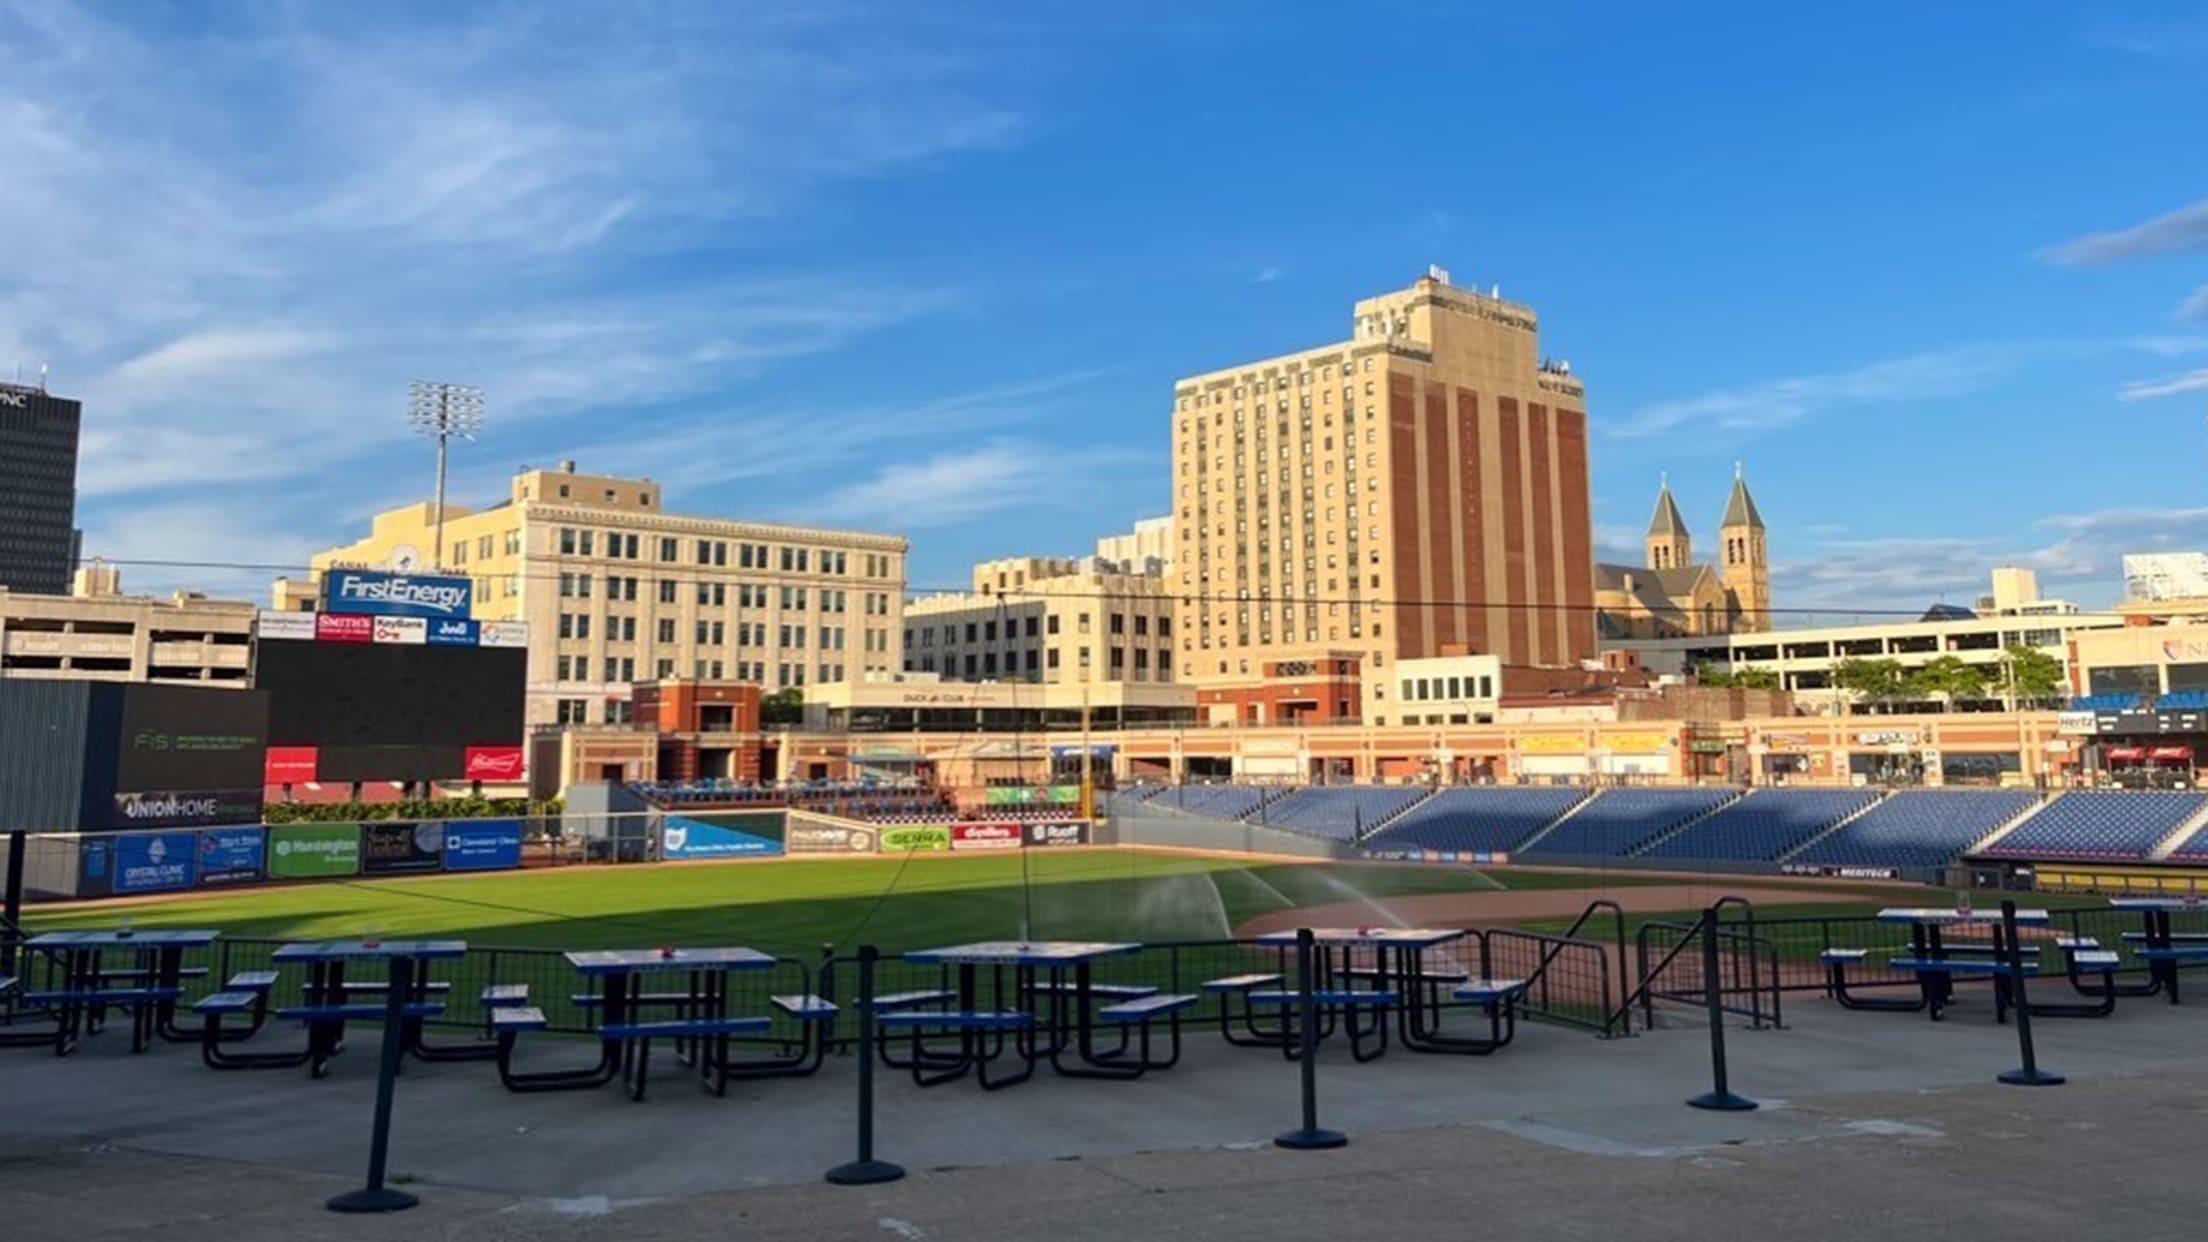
[{"x1": 5, "y1": 1, "x2": 2208, "y2": 619}]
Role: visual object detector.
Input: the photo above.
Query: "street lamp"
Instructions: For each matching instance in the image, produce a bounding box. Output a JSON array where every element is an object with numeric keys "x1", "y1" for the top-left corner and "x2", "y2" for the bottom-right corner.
[{"x1": 407, "y1": 380, "x2": 485, "y2": 571}]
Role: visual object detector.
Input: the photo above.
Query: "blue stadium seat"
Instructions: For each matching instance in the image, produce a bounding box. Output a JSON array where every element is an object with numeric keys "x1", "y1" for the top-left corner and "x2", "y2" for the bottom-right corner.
[
  {"x1": 1260, "y1": 786, "x2": 1432, "y2": 840},
  {"x1": 2155, "y1": 690, "x2": 2208, "y2": 712},
  {"x1": 1519, "y1": 788, "x2": 1735, "y2": 857},
  {"x1": 1152, "y1": 784, "x2": 1276, "y2": 821},
  {"x1": 1368, "y1": 787, "x2": 1588, "y2": 854},
  {"x1": 1976, "y1": 791, "x2": 2208, "y2": 861},
  {"x1": 1788, "y1": 789, "x2": 2039, "y2": 869},
  {"x1": 1639, "y1": 789, "x2": 1881, "y2": 862},
  {"x1": 2069, "y1": 693, "x2": 2143, "y2": 713}
]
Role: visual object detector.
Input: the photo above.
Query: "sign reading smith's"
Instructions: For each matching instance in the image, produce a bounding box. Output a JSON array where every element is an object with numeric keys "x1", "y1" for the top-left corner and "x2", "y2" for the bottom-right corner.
[{"x1": 321, "y1": 569, "x2": 473, "y2": 619}]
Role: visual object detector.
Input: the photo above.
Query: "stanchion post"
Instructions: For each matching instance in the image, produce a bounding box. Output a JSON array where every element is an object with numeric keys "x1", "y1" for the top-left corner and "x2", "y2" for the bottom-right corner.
[
  {"x1": 1687, "y1": 907, "x2": 1757, "y2": 1111},
  {"x1": 1997, "y1": 899, "x2": 2064, "y2": 1087},
  {"x1": 327, "y1": 955, "x2": 420, "y2": 1213},
  {"x1": 3, "y1": 830, "x2": 24, "y2": 976},
  {"x1": 827, "y1": 944, "x2": 906, "y2": 1184},
  {"x1": 1275, "y1": 927, "x2": 1346, "y2": 1150}
]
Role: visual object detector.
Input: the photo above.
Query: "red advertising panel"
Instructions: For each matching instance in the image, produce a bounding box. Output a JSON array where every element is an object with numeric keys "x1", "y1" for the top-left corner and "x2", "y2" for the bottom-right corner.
[
  {"x1": 316, "y1": 613, "x2": 374, "y2": 643},
  {"x1": 2106, "y1": 746, "x2": 2148, "y2": 761},
  {"x1": 950, "y1": 821, "x2": 1023, "y2": 851},
  {"x1": 464, "y1": 745, "x2": 526, "y2": 781},
  {"x1": 2149, "y1": 746, "x2": 2193, "y2": 761},
  {"x1": 264, "y1": 746, "x2": 319, "y2": 784}
]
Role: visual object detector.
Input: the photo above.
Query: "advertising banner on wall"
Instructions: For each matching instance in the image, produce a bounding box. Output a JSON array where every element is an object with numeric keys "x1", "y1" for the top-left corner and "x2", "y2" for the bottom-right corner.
[
  {"x1": 322, "y1": 569, "x2": 474, "y2": 620},
  {"x1": 372, "y1": 615, "x2": 428, "y2": 645},
  {"x1": 426, "y1": 619, "x2": 480, "y2": 646},
  {"x1": 256, "y1": 609, "x2": 317, "y2": 641},
  {"x1": 983, "y1": 786, "x2": 1082, "y2": 806},
  {"x1": 362, "y1": 821, "x2": 445, "y2": 873},
  {"x1": 77, "y1": 836, "x2": 114, "y2": 899},
  {"x1": 786, "y1": 822, "x2": 879, "y2": 855},
  {"x1": 950, "y1": 822, "x2": 1023, "y2": 851},
  {"x1": 264, "y1": 746, "x2": 319, "y2": 784},
  {"x1": 197, "y1": 826, "x2": 266, "y2": 885},
  {"x1": 479, "y1": 621, "x2": 530, "y2": 648},
  {"x1": 463, "y1": 745, "x2": 526, "y2": 781},
  {"x1": 110, "y1": 789, "x2": 264, "y2": 830},
  {"x1": 443, "y1": 820, "x2": 523, "y2": 871},
  {"x1": 267, "y1": 823, "x2": 362, "y2": 878},
  {"x1": 878, "y1": 825, "x2": 951, "y2": 852},
  {"x1": 113, "y1": 831, "x2": 198, "y2": 893},
  {"x1": 662, "y1": 814, "x2": 786, "y2": 860},
  {"x1": 316, "y1": 613, "x2": 374, "y2": 643},
  {"x1": 1023, "y1": 821, "x2": 1090, "y2": 848}
]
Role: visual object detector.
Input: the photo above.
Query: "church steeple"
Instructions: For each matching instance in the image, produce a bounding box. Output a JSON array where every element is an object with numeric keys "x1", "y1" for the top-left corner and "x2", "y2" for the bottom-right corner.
[
  {"x1": 1645, "y1": 474, "x2": 1692, "y2": 571},
  {"x1": 1719, "y1": 462, "x2": 1769, "y2": 628}
]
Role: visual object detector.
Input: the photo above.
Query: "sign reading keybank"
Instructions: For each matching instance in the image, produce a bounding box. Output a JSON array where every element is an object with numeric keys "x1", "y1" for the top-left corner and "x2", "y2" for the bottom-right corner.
[{"x1": 268, "y1": 823, "x2": 362, "y2": 878}]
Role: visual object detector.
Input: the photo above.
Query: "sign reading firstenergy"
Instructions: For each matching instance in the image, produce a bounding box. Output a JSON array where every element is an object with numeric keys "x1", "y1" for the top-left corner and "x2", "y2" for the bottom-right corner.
[{"x1": 321, "y1": 569, "x2": 473, "y2": 619}]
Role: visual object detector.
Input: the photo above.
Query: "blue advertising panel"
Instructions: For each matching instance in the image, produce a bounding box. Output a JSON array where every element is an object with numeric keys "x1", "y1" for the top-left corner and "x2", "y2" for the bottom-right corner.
[
  {"x1": 444, "y1": 819, "x2": 523, "y2": 871},
  {"x1": 321, "y1": 569, "x2": 473, "y2": 620},
  {"x1": 197, "y1": 825, "x2": 266, "y2": 886},
  {"x1": 662, "y1": 815, "x2": 785, "y2": 860},
  {"x1": 425, "y1": 618, "x2": 480, "y2": 646},
  {"x1": 114, "y1": 831, "x2": 198, "y2": 893}
]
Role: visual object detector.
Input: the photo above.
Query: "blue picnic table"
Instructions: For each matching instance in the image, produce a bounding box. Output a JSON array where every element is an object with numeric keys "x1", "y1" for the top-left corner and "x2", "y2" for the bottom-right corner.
[
  {"x1": 892, "y1": 941, "x2": 1147, "y2": 1087},
  {"x1": 17, "y1": 928, "x2": 219, "y2": 1054}
]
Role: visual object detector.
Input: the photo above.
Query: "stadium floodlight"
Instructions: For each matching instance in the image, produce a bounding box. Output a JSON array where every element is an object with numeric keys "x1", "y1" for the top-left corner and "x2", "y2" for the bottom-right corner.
[{"x1": 407, "y1": 381, "x2": 485, "y2": 572}]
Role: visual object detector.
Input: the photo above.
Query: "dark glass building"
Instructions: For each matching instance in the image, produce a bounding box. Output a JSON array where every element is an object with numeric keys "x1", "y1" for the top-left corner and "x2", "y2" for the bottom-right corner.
[{"x1": 0, "y1": 384, "x2": 82, "y2": 594}]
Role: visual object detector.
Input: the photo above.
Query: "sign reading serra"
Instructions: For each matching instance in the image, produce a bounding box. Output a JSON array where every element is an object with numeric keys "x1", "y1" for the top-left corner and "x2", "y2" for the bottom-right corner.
[{"x1": 322, "y1": 569, "x2": 473, "y2": 619}]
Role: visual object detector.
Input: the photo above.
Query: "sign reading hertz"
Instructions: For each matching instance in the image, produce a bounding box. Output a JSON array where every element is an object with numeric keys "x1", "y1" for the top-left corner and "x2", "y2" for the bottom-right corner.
[{"x1": 323, "y1": 569, "x2": 473, "y2": 619}]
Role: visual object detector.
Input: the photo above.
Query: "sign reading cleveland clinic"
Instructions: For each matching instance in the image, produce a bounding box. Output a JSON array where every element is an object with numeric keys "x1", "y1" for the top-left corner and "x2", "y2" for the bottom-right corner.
[{"x1": 323, "y1": 569, "x2": 473, "y2": 619}]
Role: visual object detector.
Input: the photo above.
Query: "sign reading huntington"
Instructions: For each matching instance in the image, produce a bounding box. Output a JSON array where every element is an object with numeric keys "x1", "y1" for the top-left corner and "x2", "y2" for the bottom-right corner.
[{"x1": 323, "y1": 569, "x2": 473, "y2": 619}]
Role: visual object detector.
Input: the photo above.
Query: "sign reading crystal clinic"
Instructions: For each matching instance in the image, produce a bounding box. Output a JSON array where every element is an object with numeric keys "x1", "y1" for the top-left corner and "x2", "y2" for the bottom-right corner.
[
  {"x1": 463, "y1": 745, "x2": 525, "y2": 781},
  {"x1": 267, "y1": 823, "x2": 361, "y2": 878},
  {"x1": 950, "y1": 822, "x2": 1023, "y2": 851},
  {"x1": 661, "y1": 815, "x2": 785, "y2": 859},
  {"x1": 315, "y1": 613, "x2": 374, "y2": 643},
  {"x1": 362, "y1": 821, "x2": 445, "y2": 873},
  {"x1": 878, "y1": 825, "x2": 951, "y2": 852},
  {"x1": 443, "y1": 820, "x2": 523, "y2": 871},
  {"x1": 322, "y1": 569, "x2": 474, "y2": 620},
  {"x1": 197, "y1": 826, "x2": 267, "y2": 886},
  {"x1": 113, "y1": 831, "x2": 197, "y2": 893},
  {"x1": 256, "y1": 610, "x2": 317, "y2": 641},
  {"x1": 1024, "y1": 821, "x2": 1090, "y2": 848},
  {"x1": 426, "y1": 618, "x2": 480, "y2": 646},
  {"x1": 264, "y1": 746, "x2": 319, "y2": 784}
]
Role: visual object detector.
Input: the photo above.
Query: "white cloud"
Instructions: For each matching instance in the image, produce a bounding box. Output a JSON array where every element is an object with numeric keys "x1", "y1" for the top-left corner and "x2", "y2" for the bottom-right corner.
[
  {"x1": 1250, "y1": 265, "x2": 1285, "y2": 284},
  {"x1": 801, "y1": 439, "x2": 1152, "y2": 531},
  {"x1": 2183, "y1": 284, "x2": 2208, "y2": 323},
  {"x1": 2042, "y1": 196, "x2": 2208, "y2": 265},
  {"x1": 2120, "y1": 368, "x2": 2208, "y2": 401},
  {"x1": 1612, "y1": 346, "x2": 2017, "y2": 439},
  {"x1": 76, "y1": 501, "x2": 325, "y2": 601},
  {"x1": 2, "y1": 2, "x2": 1034, "y2": 578}
]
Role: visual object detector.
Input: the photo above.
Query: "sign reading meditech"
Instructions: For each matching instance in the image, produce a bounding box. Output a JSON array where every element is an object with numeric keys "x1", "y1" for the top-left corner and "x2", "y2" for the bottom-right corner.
[{"x1": 323, "y1": 569, "x2": 473, "y2": 619}]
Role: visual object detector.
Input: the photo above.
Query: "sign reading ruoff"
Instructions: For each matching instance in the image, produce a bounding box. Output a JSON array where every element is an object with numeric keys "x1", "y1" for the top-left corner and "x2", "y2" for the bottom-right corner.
[{"x1": 322, "y1": 570, "x2": 473, "y2": 619}]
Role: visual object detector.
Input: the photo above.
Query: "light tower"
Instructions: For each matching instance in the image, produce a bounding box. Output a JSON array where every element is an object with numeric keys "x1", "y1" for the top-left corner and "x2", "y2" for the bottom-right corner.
[{"x1": 407, "y1": 380, "x2": 484, "y2": 572}]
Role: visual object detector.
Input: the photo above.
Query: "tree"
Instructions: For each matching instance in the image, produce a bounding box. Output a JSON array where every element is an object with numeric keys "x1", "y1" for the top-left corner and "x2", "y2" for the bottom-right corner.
[
  {"x1": 1695, "y1": 661, "x2": 1734, "y2": 688},
  {"x1": 1833, "y1": 658, "x2": 1909, "y2": 713},
  {"x1": 1732, "y1": 666, "x2": 1781, "y2": 691},
  {"x1": 1999, "y1": 644, "x2": 2065, "y2": 708},
  {"x1": 761, "y1": 688, "x2": 805, "y2": 726},
  {"x1": 1907, "y1": 655, "x2": 1989, "y2": 710}
]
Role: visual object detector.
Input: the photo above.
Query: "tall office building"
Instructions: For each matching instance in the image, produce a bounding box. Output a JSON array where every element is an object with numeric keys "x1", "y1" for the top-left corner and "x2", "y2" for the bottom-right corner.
[
  {"x1": 301, "y1": 462, "x2": 907, "y2": 728},
  {"x1": 0, "y1": 383, "x2": 83, "y2": 594},
  {"x1": 1170, "y1": 269, "x2": 1594, "y2": 725}
]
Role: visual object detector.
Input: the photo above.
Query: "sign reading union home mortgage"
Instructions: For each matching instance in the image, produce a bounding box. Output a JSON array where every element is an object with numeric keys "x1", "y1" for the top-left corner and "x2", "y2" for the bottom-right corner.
[{"x1": 322, "y1": 569, "x2": 473, "y2": 619}]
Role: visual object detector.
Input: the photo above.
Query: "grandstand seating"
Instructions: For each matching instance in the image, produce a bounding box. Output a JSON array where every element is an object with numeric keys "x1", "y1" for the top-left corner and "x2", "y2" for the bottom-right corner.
[
  {"x1": 2162, "y1": 818, "x2": 2208, "y2": 863},
  {"x1": 1975, "y1": 791, "x2": 2208, "y2": 861},
  {"x1": 1365, "y1": 786, "x2": 1587, "y2": 854},
  {"x1": 1520, "y1": 787, "x2": 1737, "y2": 858},
  {"x1": 1149, "y1": 784, "x2": 1277, "y2": 821},
  {"x1": 2155, "y1": 690, "x2": 2208, "y2": 712},
  {"x1": 1640, "y1": 789, "x2": 1881, "y2": 862},
  {"x1": 1787, "y1": 789, "x2": 2039, "y2": 869},
  {"x1": 1260, "y1": 785, "x2": 1433, "y2": 840},
  {"x1": 2069, "y1": 693, "x2": 2142, "y2": 713}
]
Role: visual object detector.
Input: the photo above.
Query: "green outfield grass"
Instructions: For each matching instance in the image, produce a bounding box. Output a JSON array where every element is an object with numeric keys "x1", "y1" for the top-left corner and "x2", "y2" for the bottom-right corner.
[{"x1": 15, "y1": 850, "x2": 1712, "y2": 955}]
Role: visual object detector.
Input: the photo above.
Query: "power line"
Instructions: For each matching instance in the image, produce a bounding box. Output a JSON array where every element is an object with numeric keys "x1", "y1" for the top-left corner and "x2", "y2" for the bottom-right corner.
[{"x1": 68, "y1": 555, "x2": 2124, "y2": 624}]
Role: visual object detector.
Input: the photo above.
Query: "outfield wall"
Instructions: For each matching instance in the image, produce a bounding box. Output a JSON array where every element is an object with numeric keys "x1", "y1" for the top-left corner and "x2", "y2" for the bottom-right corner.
[{"x1": 1107, "y1": 806, "x2": 1355, "y2": 860}]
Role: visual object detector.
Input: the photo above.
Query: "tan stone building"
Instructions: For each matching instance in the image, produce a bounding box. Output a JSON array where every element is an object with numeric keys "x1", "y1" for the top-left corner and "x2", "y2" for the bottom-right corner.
[
  {"x1": 1170, "y1": 267, "x2": 1596, "y2": 725},
  {"x1": 0, "y1": 565, "x2": 254, "y2": 686},
  {"x1": 1094, "y1": 516, "x2": 1173, "y2": 575},
  {"x1": 1594, "y1": 470, "x2": 1771, "y2": 640},
  {"x1": 905, "y1": 560, "x2": 1176, "y2": 685},
  {"x1": 304, "y1": 462, "x2": 907, "y2": 728}
]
